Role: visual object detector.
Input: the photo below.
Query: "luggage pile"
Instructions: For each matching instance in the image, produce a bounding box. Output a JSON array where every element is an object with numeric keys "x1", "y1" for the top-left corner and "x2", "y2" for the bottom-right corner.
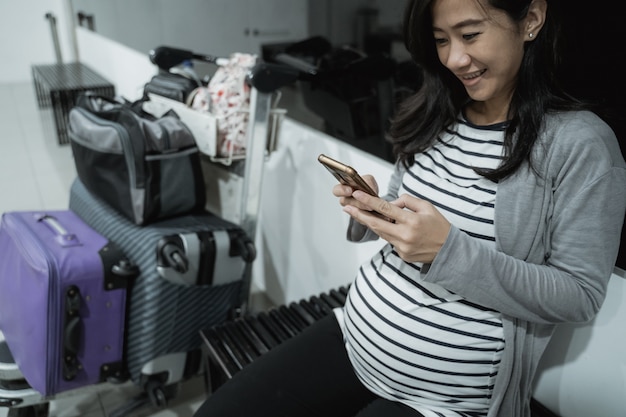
[{"x1": 0, "y1": 55, "x2": 259, "y2": 417}]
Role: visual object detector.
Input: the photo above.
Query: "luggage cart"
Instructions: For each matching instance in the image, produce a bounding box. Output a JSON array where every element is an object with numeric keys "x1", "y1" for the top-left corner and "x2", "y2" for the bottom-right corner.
[
  {"x1": 0, "y1": 47, "x2": 299, "y2": 417},
  {"x1": 118, "y1": 51, "x2": 299, "y2": 414}
]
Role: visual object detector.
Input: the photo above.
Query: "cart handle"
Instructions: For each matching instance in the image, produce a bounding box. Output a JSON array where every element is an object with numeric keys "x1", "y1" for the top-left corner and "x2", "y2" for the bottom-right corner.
[
  {"x1": 149, "y1": 46, "x2": 229, "y2": 70},
  {"x1": 246, "y1": 61, "x2": 300, "y2": 93}
]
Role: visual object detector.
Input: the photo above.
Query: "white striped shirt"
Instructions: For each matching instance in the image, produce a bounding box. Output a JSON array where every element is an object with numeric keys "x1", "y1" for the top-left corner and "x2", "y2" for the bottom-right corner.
[{"x1": 336, "y1": 117, "x2": 507, "y2": 417}]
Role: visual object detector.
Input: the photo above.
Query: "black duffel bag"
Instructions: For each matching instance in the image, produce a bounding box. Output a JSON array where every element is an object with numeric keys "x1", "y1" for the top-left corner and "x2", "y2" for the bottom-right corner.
[{"x1": 68, "y1": 91, "x2": 206, "y2": 225}]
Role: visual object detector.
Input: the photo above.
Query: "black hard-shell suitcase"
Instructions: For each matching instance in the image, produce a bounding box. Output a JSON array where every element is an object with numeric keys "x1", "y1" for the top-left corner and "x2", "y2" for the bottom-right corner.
[{"x1": 68, "y1": 178, "x2": 255, "y2": 394}]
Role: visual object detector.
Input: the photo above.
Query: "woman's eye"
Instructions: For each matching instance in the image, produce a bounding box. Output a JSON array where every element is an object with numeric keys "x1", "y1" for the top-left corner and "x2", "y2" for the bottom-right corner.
[
  {"x1": 434, "y1": 37, "x2": 448, "y2": 45},
  {"x1": 463, "y1": 32, "x2": 480, "y2": 40}
]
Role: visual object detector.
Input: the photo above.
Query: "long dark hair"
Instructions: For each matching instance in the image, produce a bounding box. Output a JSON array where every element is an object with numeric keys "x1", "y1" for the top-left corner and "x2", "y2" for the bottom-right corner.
[{"x1": 389, "y1": 0, "x2": 581, "y2": 181}]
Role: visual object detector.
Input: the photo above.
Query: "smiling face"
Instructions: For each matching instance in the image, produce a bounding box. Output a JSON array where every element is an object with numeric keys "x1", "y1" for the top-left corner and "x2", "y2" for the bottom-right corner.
[{"x1": 431, "y1": 0, "x2": 532, "y2": 122}]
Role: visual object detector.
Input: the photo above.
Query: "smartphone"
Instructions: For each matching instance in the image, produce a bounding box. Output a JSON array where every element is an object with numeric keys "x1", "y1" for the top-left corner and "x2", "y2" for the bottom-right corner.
[
  {"x1": 318, "y1": 154, "x2": 377, "y2": 196},
  {"x1": 318, "y1": 154, "x2": 393, "y2": 222}
]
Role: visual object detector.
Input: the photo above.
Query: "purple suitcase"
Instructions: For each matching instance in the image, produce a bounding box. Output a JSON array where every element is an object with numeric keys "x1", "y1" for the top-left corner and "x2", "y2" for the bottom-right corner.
[{"x1": 0, "y1": 210, "x2": 138, "y2": 396}]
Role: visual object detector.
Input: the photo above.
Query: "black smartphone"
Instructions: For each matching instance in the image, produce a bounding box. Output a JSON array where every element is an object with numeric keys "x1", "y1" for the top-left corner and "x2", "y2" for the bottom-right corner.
[{"x1": 317, "y1": 154, "x2": 377, "y2": 196}]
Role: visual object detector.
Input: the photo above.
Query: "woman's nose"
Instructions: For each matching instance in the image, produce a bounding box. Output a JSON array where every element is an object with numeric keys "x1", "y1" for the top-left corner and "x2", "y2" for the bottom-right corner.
[{"x1": 444, "y1": 42, "x2": 471, "y2": 69}]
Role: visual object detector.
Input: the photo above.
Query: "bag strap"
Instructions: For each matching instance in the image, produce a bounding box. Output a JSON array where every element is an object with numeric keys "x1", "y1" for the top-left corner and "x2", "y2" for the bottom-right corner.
[
  {"x1": 75, "y1": 91, "x2": 128, "y2": 112},
  {"x1": 76, "y1": 91, "x2": 164, "y2": 122}
]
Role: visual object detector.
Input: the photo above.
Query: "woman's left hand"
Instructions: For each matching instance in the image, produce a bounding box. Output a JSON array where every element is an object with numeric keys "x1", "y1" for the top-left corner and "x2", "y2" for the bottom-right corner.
[{"x1": 343, "y1": 191, "x2": 451, "y2": 263}]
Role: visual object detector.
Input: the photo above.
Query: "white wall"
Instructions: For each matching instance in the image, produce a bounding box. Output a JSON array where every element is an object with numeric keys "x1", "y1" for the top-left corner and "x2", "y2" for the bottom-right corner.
[
  {"x1": 533, "y1": 268, "x2": 626, "y2": 417},
  {"x1": 0, "y1": 0, "x2": 77, "y2": 83},
  {"x1": 75, "y1": 28, "x2": 156, "y2": 101},
  {"x1": 255, "y1": 119, "x2": 391, "y2": 302}
]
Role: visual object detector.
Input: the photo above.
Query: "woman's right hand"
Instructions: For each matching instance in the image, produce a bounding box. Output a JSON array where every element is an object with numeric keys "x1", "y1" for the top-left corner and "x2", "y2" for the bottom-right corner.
[{"x1": 332, "y1": 174, "x2": 379, "y2": 211}]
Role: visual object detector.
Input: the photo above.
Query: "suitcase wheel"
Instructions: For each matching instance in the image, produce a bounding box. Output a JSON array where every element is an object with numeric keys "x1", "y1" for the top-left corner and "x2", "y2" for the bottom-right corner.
[
  {"x1": 145, "y1": 379, "x2": 168, "y2": 408},
  {"x1": 158, "y1": 241, "x2": 189, "y2": 274}
]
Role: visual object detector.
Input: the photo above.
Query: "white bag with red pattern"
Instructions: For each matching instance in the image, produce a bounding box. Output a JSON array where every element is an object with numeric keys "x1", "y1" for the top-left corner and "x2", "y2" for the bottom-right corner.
[{"x1": 204, "y1": 53, "x2": 257, "y2": 158}]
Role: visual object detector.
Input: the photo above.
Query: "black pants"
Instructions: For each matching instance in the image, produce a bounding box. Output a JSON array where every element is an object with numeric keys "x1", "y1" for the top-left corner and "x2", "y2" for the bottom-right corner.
[{"x1": 193, "y1": 314, "x2": 424, "y2": 417}]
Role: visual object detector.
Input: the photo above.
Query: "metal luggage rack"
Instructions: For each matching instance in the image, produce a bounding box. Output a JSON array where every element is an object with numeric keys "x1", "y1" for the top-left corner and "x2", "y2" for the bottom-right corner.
[
  {"x1": 143, "y1": 48, "x2": 300, "y2": 245},
  {"x1": 143, "y1": 46, "x2": 295, "y2": 167},
  {"x1": 144, "y1": 90, "x2": 286, "y2": 167}
]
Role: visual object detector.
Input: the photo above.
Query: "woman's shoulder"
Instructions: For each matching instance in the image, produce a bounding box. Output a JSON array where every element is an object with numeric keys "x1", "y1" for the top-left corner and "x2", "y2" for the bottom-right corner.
[
  {"x1": 542, "y1": 110, "x2": 625, "y2": 168},
  {"x1": 544, "y1": 110, "x2": 613, "y2": 139}
]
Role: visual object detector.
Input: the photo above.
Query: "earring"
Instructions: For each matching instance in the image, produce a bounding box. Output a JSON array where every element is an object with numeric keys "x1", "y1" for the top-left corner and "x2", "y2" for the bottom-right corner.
[{"x1": 529, "y1": 33, "x2": 533, "y2": 38}]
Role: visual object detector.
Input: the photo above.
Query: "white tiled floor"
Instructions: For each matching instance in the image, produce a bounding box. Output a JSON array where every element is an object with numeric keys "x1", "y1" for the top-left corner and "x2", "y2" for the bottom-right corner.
[{"x1": 0, "y1": 81, "x2": 211, "y2": 416}]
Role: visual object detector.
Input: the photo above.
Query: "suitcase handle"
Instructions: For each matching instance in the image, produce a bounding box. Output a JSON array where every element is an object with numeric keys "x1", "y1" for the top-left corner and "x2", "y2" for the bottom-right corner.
[{"x1": 34, "y1": 214, "x2": 81, "y2": 247}]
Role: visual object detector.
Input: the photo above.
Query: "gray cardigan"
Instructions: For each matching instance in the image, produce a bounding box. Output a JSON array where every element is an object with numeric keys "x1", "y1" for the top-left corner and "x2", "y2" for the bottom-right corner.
[{"x1": 346, "y1": 110, "x2": 626, "y2": 416}]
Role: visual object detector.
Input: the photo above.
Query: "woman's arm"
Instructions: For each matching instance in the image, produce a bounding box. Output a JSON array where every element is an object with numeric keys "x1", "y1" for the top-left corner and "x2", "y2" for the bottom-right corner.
[{"x1": 424, "y1": 116, "x2": 626, "y2": 324}]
